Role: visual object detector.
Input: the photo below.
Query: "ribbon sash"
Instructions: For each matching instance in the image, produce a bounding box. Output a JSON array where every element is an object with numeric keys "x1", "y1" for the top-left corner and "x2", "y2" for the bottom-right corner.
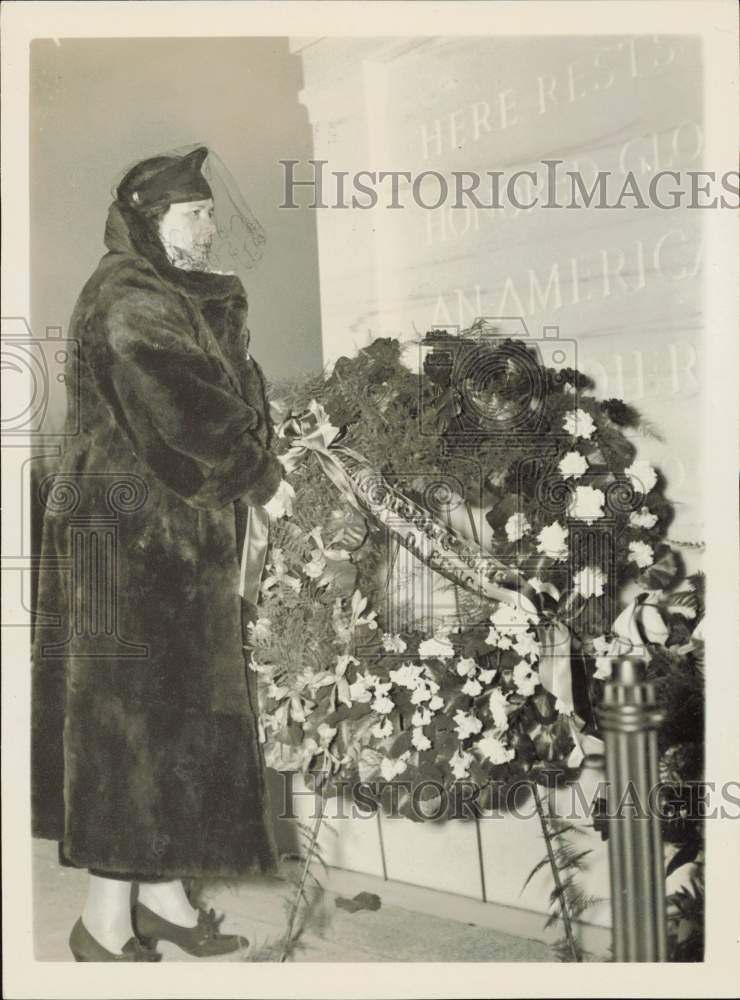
[
  {"x1": 239, "y1": 401, "x2": 574, "y2": 709},
  {"x1": 239, "y1": 503, "x2": 271, "y2": 604}
]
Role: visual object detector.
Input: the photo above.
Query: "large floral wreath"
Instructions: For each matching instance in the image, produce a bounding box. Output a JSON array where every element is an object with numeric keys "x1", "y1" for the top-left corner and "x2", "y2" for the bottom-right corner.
[{"x1": 247, "y1": 329, "x2": 704, "y2": 817}]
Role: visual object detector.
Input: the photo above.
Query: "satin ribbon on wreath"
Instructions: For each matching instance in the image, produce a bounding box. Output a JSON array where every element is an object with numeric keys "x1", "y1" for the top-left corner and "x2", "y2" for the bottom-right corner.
[
  {"x1": 518, "y1": 574, "x2": 590, "y2": 717},
  {"x1": 239, "y1": 503, "x2": 271, "y2": 605},
  {"x1": 239, "y1": 399, "x2": 583, "y2": 712},
  {"x1": 239, "y1": 400, "x2": 369, "y2": 602}
]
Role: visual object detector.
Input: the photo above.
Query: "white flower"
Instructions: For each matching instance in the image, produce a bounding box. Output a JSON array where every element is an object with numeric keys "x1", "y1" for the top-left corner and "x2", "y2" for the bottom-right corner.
[
  {"x1": 289, "y1": 699, "x2": 310, "y2": 724},
  {"x1": 316, "y1": 723, "x2": 337, "y2": 746},
  {"x1": 428, "y1": 694, "x2": 445, "y2": 712},
  {"x1": 536, "y1": 521, "x2": 569, "y2": 561},
  {"x1": 563, "y1": 408, "x2": 596, "y2": 440},
  {"x1": 628, "y1": 540, "x2": 654, "y2": 569},
  {"x1": 418, "y1": 634, "x2": 455, "y2": 659},
  {"x1": 476, "y1": 732, "x2": 515, "y2": 765},
  {"x1": 485, "y1": 627, "x2": 514, "y2": 650},
  {"x1": 589, "y1": 634, "x2": 614, "y2": 679},
  {"x1": 513, "y1": 630, "x2": 540, "y2": 662},
  {"x1": 412, "y1": 707, "x2": 432, "y2": 727},
  {"x1": 558, "y1": 451, "x2": 588, "y2": 480},
  {"x1": 371, "y1": 718, "x2": 394, "y2": 739},
  {"x1": 450, "y1": 748, "x2": 473, "y2": 780},
  {"x1": 568, "y1": 485, "x2": 605, "y2": 522},
  {"x1": 411, "y1": 728, "x2": 432, "y2": 752},
  {"x1": 373, "y1": 679, "x2": 392, "y2": 698},
  {"x1": 491, "y1": 602, "x2": 537, "y2": 633},
  {"x1": 453, "y1": 709, "x2": 483, "y2": 740},
  {"x1": 630, "y1": 505, "x2": 658, "y2": 529},
  {"x1": 573, "y1": 565, "x2": 607, "y2": 599},
  {"x1": 488, "y1": 689, "x2": 510, "y2": 731},
  {"x1": 626, "y1": 460, "x2": 658, "y2": 495},
  {"x1": 478, "y1": 668, "x2": 497, "y2": 684},
  {"x1": 267, "y1": 680, "x2": 289, "y2": 700},
  {"x1": 302, "y1": 550, "x2": 327, "y2": 579},
  {"x1": 335, "y1": 654, "x2": 359, "y2": 676},
  {"x1": 462, "y1": 677, "x2": 483, "y2": 697},
  {"x1": 247, "y1": 617, "x2": 272, "y2": 644},
  {"x1": 513, "y1": 660, "x2": 539, "y2": 697},
  {"x1": 456, "y1": 657, "x2": 478, "y2": 677},
  {"x1": 380, "y1": 754, "x2": 409, "y2": 781},
  {"x1": 348, "y1": 673, "x2": 374, "y2": 704},
  {"x1": 371, "y1": 694, "x2": 395, "y2": 715},
  {"x1": 592, "y1": 635, "x2": 611, "y2": 656},
  {"x1": 593, "y1": 656, "x2": 613, "y2": 681},
  {"x1": 410, "y1": 685, "x2": 432, "y2": 705},
  {"x1": 504, "y1": 513, "x2": 531, "y2": 542},
  {"x1": 381, "y1": 633, "x2": 408, "y2": 653},
  {"x1": 262, "y1": 548, "x2": 301, "y2": 593},
  {"x1": 389, "y1": 662, "x2": 425, "y2": 690}
]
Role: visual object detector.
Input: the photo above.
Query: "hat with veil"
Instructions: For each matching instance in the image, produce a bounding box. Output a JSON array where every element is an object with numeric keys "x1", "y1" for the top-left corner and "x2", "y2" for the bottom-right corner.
[{"x1": 111, "y1": 141, "x2": 267, "y2": 276}]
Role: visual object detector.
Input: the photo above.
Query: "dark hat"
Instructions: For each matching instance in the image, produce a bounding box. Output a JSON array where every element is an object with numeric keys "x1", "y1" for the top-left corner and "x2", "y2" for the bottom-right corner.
[{"x1": 117, "y1": 146, "x2": 213, "y2": 211}]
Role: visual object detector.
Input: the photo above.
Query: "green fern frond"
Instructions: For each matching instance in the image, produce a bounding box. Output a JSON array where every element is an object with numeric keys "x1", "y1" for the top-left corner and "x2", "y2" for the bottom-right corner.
[{"x1": 521, "y1": 855, "x2": 551, "y2": 893}]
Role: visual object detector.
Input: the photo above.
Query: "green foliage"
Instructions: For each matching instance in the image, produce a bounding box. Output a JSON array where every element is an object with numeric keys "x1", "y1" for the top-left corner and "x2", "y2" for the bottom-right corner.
[
  {"x1": 258, "y1": 330, "x2": 704, "y2": 958},
  {"x1": 525, "y1": 788, "x2": 604, "y2": 962}
]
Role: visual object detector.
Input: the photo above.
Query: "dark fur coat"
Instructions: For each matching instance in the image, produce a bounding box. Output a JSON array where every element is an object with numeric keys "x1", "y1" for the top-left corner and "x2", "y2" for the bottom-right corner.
[{"x1": 31, "y1": 201, "x2": 284, "y2": 879}]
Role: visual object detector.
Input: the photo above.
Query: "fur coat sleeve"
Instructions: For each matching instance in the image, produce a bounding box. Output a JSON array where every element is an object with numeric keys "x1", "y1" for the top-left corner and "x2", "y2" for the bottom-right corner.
[{"x1": 89, "y1": 260, "x2": 283, "y2": 510}]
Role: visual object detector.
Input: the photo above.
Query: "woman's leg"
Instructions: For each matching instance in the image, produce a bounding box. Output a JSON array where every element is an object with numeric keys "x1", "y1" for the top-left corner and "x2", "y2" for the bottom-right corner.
[
  {"x1": 137, "y1": 880, "x2": 199, "y2": 927},
  {"x1": 81, "y1": 873, "x2": 135, "y2": 952}
]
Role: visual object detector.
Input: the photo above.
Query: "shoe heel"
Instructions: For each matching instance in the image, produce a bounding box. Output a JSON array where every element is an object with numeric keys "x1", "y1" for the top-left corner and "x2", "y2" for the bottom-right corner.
[{"x1": 137, "y1": 934, "x2": 158, "y2": 950}]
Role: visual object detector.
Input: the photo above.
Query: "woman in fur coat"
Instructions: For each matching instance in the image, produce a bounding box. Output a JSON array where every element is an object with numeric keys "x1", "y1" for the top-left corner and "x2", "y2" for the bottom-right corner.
[{"x1": 31, "y1": 147, "x2": 293, "y2": 960}]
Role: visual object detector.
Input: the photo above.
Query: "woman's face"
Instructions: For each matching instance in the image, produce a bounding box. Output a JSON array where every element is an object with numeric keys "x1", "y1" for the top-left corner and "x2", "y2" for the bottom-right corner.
[{"x1": 157, "y1": 198, "x2": 217, "y2": 270}]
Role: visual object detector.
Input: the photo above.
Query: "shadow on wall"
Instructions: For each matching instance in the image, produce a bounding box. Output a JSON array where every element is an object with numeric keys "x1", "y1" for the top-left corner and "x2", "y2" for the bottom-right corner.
[{"x1": 30, "y1": 36, "x2": 323, "y2": 433}]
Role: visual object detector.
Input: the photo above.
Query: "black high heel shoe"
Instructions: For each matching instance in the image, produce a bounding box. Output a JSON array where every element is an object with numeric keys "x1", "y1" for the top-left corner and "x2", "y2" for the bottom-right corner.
[
  {"x1": 69, "y1": 917, "x2": 162, "y2": 962},
  {"x1": 132, "y1": 902, "x2": 249, "y2": 958}
]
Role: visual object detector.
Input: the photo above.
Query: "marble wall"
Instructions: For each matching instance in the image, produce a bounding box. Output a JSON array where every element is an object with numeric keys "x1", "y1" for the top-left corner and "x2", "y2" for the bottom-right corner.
[{"x1": 290, "y1": 35, "x2": 704, "y2": 550}]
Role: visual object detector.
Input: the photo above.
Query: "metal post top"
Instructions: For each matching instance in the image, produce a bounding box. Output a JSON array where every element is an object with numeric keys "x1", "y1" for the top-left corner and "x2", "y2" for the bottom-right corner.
[
  {"x1": 613, "y1": 659, "x2": 646, "y2": 685},
  {"x1": 599, "y1": 658, "x2": 664, "y2": 727}
]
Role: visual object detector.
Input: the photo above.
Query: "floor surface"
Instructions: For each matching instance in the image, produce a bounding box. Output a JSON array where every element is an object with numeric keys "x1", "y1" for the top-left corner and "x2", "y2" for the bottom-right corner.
[{"x1": 32, "y1": 838, "x2": 553, "y2": 963}]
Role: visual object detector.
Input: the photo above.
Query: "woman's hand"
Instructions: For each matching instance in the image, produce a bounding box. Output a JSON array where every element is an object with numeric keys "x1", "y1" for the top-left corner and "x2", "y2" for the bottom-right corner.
[{"x1": 261, "y1": 478, "x2": 295, "y2": 520}]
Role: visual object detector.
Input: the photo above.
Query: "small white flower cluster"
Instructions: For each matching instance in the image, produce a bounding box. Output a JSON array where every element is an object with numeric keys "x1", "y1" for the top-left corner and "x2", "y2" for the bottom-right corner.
[
  {"x1": 563, "y1": 408, "x2": 596, "y2": 440},
  {"x1": 568, "y1": 484, "x2": 605, "y2": 522},
  {"x1": 629, "y1": 505, "x2": 658, "y2": 529},
  {"x1": 384, "y1": 659, "x2": 446, "y2": 756},
  {"x1": 417, "y1": 632, "x2": 455, "y2": 659},
  {"x1": 455, "y1": 655, "x2": 497, "y2": 697},
  {"x1": 485, "y1": 602, "x2": 541, "y2": 698},
  {"x1": 536, "y1": 521, "x2": 569, "y2": 561},
  {"x1": 558, "y1": 450, "x2": 588, "y2": 480},
  {"x1": 379, "y1": 751, "x2": 410, "y2": 782},
  {"x1": 628, "y1": 540, "x2": 654, "y2": 569},
  {"x1": 381, "y1": 633, "x2": 408, "y2": 653},
  {"x1": 246, "y1": 617, "x2": 272, "y2": 645},
  {"x1": 486, "y1": 603, "x2": 540, "y2": 663},
  {"x1": 625, "y1": 459, "x2": 658, "y2": 495},
  {"x1": 504, "y1": 512, "x2": 531, "y2": 543},
  {"x1": 573, "y1": 565, "x2": 607, "y2": 599}
]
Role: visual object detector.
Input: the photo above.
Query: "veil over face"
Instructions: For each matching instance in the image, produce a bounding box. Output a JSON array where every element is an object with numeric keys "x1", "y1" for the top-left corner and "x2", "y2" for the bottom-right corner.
[{"x1": 112, "y1": 142, "x2": 267, "y2": 277}]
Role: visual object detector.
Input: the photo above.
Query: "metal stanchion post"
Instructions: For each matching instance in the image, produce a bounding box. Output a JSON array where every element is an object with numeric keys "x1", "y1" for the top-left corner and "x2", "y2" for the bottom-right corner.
[{"x1": 599, "y1": 658, "x2": 667, "y2": 961}]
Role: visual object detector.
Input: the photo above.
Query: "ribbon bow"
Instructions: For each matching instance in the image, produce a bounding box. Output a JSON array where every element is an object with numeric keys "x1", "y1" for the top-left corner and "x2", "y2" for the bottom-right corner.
[
  {"x1": 278, "y1": 400, "x2": 369, "y2": 513},
  {"x1": 239, "y1": 401, "x2": 365, "y2": 603},
  {"x1": 522, "y1": 577, "x2": 586, "y2": 716}
]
